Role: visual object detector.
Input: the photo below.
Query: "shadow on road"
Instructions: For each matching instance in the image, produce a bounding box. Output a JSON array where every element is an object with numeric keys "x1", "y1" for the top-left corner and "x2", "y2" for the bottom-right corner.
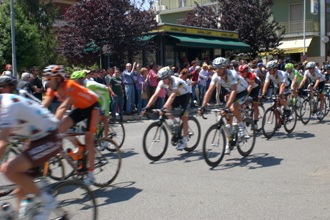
[
  {"x1": 148, "y1": 149, "x2": 204, "y2": 165},
  {"x1": 93, "y1": 181, "x2": 142, "y2": 206},
  {"x1": 210, "y1": 153, "x2": 283, "y2": 171},
  {"x1": 119, "y1": 148, "x2": 139, "y2": 159},
  {"x1": 258, "y1": 130, "x2": 315, "y2": 141}
]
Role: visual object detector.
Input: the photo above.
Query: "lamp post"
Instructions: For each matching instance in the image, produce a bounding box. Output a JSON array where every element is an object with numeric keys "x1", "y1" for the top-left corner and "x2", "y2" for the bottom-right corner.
[
  {"x1": 10, "y1": 0, "x2": 17, "y2": 79},
  {"x1": 303, "y1": 0, "x2": 306, "y2": 57}
]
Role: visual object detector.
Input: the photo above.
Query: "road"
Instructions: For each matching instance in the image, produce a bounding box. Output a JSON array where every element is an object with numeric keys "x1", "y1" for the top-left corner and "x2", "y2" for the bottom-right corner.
[{"x1": 1, "y1": 113, "x2": 330, "y2": 220}]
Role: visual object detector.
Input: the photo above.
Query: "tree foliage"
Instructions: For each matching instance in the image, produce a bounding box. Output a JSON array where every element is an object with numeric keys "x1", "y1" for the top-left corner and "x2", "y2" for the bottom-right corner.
[
  {"x1": 0, "y1": 0, "x2": 63, "y2": 73},
  {"x1": 57, "y1": 0, "x2": 158, "y2": 66},
  {"x1": 179, "y1": 0, "x2": 284, "y2": 58}
]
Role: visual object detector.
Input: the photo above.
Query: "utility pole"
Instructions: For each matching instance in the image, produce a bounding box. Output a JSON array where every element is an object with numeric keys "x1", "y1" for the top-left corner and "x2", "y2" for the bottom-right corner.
[{"x1": 10, "y1": 0, "x2": 17, "y2": 79}]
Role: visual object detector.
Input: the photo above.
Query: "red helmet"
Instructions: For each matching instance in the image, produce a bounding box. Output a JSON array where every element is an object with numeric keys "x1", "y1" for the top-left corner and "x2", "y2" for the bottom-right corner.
[{"x1": 238, "y1": 64, "x2": 249, "y2": 72}]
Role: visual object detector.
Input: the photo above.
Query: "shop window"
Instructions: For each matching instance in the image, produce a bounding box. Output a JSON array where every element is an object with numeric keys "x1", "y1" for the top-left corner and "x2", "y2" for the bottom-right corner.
[
  {"x1": 165, "y1": 45, "x2": 175, "y2": 66},
  {"x1": 145, "y1": 51, "x2": 156, "y2": 66}
]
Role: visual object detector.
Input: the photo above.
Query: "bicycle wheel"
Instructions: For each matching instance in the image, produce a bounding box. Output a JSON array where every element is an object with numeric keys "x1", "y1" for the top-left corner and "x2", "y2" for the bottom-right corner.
[
  {"x1": 237, "y1": 118, "x2": 256, "y2": 157},
  {"x1": 93, "y1": 137, "x2": 122, "y2": 187},
  {"x1": 142, "y1": 122, "x2": 168, "y2": 161},
  {"x1": 46, "y1": 155, "x2": 66, "y2": 181},
  {"x1": 318, "y1": 98, "x2": 327, "y2": 121},
  {"x1": 108, "y1": 121, "x2": 125, "y2": 149},
  {"x1": 300, "y1": 99, "x2": 312, "y2": 125},
  {"x1": 182, "y1": 116, "x2": 201, "y2": 152},
  {"x1": 48, "y1": 180, "x2": 97, "y2": 220},
  {"x1": 283, "y1": 107, "x2": 297, "y2": 133},
  {"x1": 262, "y1": 107, "x2": 277, "y2": 139},
  {"x1": 202, "y1": 123, "x2": 226, "y2": 167},
  {"x1": 254, "y1": 104, "x2": 265, "y2": 132}
]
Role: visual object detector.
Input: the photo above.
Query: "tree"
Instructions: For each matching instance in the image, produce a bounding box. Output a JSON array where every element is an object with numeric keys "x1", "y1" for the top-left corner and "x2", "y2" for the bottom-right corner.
[
  {"x1": 0, "y1": 0, "x2": 63, "y2": 72},
  {"x1": 0, "y1": 1, "x2": 42, "y2": 72},
  {"x1": 179, "y1": 0, "x2": 284, "y2": 59},
  {"x1": 57, "y1": 0, "x2": 158, "y2": 66}
]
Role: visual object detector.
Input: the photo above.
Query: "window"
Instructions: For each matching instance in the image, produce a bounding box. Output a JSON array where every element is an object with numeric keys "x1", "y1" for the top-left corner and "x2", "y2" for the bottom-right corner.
[
  {"x1": 178, "y1": 0, "x2": 187, "y2": 7},
  {"x1": 165, "y1": 45, "x2": 175, "y2": 66},
  {"x1": 289, "y1": 4, "x2": 303, "y2": 33}
]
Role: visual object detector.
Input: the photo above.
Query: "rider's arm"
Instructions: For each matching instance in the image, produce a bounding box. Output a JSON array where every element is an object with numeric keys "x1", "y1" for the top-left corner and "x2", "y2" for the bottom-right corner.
[
  {"x1": 279, "y1": 82, "x2": 286, "y2": 95},
  {"x1": 298, "y1": 75, "x2": 308, "y2": 90},
  {"x1": 145, "y1": 86, "x2": 161, "y2": 108},
  {"x1": 55, "y1": 96, "x2": 71, "y2": 119},
  {"x1": 292, "y1": 76, "x2": 298, "y2": 90},
  {"x1": 163, "y1": 91, "x2": 177, "y2": 111},
  {"x1": 314, "y1": 79, "x2": 320, "y2": 89},
  {"x1": 262, "y1": 81, "x2": 270, "y2": 95},
  {"x1": 0, "y1": 128, "x2": 10, "y2": 159},
  {"x1": 201, "y1": 83, "x2": 216, "y2": 108},
  {"x1": 226, "y1": 84, "x2": 237, "y2": 108},
  {"x1": 42, "y1": 88, "x2": 54, "y2": 108}
]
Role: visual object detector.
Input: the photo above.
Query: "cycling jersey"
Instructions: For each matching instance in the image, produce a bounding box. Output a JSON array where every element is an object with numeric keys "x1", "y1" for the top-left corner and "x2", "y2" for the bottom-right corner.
[
  {"x1": 46, "y1": 80, "x2": 98, "y2": 109},
  {"x1": 210, "y1": 70, "x2": 248, "y2": 93},
  {"x1": 241, "y1": 72, "x2": 259, "y2": 89},
  {"x1": 86, "y1": 80, "x2": 110, "y2": 116},
  {"x1": 265, "y1": 70, "x2": 290, "y2": 88},
  {"x1": 303, "y1": 68, "x2": 325, "y2": 82},
  {"x1": 0, "y1": 94, "x2": 59, "y2": 141},
  {"x1": 157, "y1": 76, "x2": 190, "y2": 96}
]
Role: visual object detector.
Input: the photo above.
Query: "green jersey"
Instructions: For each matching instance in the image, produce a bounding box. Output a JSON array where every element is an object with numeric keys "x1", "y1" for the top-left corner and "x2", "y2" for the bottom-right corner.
[{"x1": 86, "y1": 80, "x2": 110, "y2": 116}]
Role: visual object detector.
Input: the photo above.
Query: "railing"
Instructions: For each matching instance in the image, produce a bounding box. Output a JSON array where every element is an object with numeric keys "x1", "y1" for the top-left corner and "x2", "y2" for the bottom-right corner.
[
  {"x1": 279, "y1": 20, "x2": 319, "y2": 34},
  {"x1": 156, "y1": 0, "x2": 217, "y2": 10}
]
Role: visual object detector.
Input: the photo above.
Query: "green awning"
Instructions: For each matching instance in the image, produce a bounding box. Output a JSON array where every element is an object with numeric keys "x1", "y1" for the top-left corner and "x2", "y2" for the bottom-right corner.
[
  {"x1": 169, "y1": 34, "x2": 250, "y2": 50},
  {"x1": 138, "y1": 34, "x2": 157, "y2": 41}
]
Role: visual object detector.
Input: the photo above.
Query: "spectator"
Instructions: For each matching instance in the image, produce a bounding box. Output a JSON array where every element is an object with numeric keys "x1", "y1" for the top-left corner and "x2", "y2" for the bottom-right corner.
[
  {"x1": 105, "y1": 67, "x2": 114, "y2": 86},
  {"x1": 17, "y1": 72, "x2": 33, "y2": 94},
  {"x1": 147, "y1": 63, "x2": 158, "y2": 108},
  {"x1": 122, "y1": 62, "x2": 137, "y2": 114},
  {"x1": 189, "y1": 60, "x2": 197, "y2": 73},
  {"x1": 94, "y1": 69, "x2": 106, "y2": 85},
  {"x1": 198, "y1": 63, "x2": 210, "y2": 106},
  {"x1": 30, "y1": 66, "x2": 44, "y2": 101},
  {"x1": 138, "y1": 68, "x2": 149, "y2": 113},
  {"x1": 190, "y1": 66, "x2": 200, "y2": 107},
  {"x1": 109, "y1": 68, "x2": 124, "y2": 121}
]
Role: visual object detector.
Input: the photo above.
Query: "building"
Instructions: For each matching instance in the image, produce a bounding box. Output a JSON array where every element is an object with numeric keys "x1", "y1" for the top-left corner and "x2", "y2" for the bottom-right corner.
[{"x1": 154, "y1": 0, "x2": 330, "y2": 64}]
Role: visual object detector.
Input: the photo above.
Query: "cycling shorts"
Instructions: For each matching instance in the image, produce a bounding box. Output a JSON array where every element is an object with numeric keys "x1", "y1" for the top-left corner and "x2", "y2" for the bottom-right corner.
[
  {"x1": 250, "y1": 86, "x2": 260, "y2": 102},
  {"x1": 69, "y1": 102, "x2": 101, "y2": 133},
  {"x1": 172, "y1": 93, "x2": 190, "y2": 117},
  {"x1": 22, "y1": 129, "x2": 62, "y2": 168},
  {"x1": 234, "y1": 90, "x2": 248, "y2": 106}
]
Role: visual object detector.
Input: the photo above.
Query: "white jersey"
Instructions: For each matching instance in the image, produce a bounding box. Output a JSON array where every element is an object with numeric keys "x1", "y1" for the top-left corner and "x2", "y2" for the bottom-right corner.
[
  {"x1": 265, "y1": 70, "x2": 290, "y2": 88},
  {"x1": 303, "y1": 68, "x2": 325, "y2": 82},
  {"x1": 157, "y1": 76, "x2": 190, "y2": 96},
  {"x1": 0, "y1": 94, "x2": 59, "y2": 141},
  {"x1": 210, "y1": 70, "x2": 248, "y2": 93}
]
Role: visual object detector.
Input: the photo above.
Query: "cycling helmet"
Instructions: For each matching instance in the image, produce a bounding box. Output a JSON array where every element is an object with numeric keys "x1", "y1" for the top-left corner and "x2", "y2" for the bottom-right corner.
[
  {"x1": 43, "y1": 65, "x2": 66, "y2": 77},
  {"x1": 212, "y1": 57, "x2": 228, "y2": 69},
  {"x1": 238, "y1": 64, "x2": 249, "y2": 72},
  {"x1": 70, "y1": 70, "x2": 86, "y2": 80},
  {"x1": 0, "y1": 76, "x2": 17, "y2": 87},
  {"x1": 305, "y1": 62, "x2": 316, "y2": 69},
  {"x1": 157, "y1": 66, "x2": 173, "y2": 80},
  {"x1": 325, "y1": 64, "x2": 330, "y2": 70},
  {"x1": 285, "y1": 63, "x2": 294, "y2": 69},
  {"x1": 266, "y1": 60, "x2": 278, "y2": 69}
]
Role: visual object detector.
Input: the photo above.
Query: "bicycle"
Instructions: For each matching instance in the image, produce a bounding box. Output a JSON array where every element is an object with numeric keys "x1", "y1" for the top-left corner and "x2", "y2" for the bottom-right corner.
[
  {"x1": 0, "y1": 159, "x2": 98, "y2": 219},
  {"x1": 262, "y1": 94, "x2": 297, "y2": 139},
  {"x1": 324, "y1": 83, "x2": 330, "y2": 116},
  {"x1": 242, "y1": 97, "x2": 265, "y2": 132},
  {"x1": 59, "y1": 130, "x2": 122, "y2": 187},
  {"x1": 142, "y1": 109, "x2": 201, "y2": 161},
  {"x1": 201, "y1": 108, "x2": 256, "y2": 168},
  {"x1": 75, "y1": 117, "x2": 126, "y2": 150},
  {"x1": 299, "y1": 89, "x2": 327, "y2": 124}
]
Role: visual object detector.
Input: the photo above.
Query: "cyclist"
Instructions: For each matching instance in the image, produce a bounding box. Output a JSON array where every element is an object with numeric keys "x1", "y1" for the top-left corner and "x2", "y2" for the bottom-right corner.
[
  {"x1": 198, "y1": 57, "x2": 249, "y2": 155},
  {"x1": 285, "y1": 63, "x2": 304, "y2": 104},
  {"x1": 42, "y1": 65, "x2": 100, "y2": 185},
  {"x1": 297, "y1": 61, "x2": 326, "y2": 119},
  {"x1": 143, "y1": 66, "x2": 190, "y2": 150},
  {"x1": 238, "y1": 64, "x2": 261, "y2": 129},
  {"x1": 70, "y1": 70, "x2": 111, "y2": 150},
  {"x1": 261, "y1": 60, "x2": 291, "y2": 117},
  {"x1": 0, "y1": 93, "x2": 61, "y2": 219}
]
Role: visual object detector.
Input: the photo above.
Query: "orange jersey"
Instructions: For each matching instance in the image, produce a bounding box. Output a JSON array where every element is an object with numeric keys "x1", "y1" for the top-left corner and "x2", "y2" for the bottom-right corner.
[{"x1": 46, "y1": 80, "x2": 98, "y2": 109}]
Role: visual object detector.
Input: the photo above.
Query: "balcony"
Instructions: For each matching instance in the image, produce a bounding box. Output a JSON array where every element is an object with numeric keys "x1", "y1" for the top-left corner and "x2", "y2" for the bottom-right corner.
[
  {"x1": 279, "y1": 20, "x2": 319, "y2": 35},
  {"x1": 155, "y1": 0, "x2": 217, "y2": 11}
]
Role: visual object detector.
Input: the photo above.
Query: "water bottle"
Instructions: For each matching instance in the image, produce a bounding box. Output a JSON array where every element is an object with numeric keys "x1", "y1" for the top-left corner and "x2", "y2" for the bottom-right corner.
[
  {"x1": 1, "y1": 202, "x2": 16, "y2": 220},
  {"x1": 277, "y1": 106, "x2": 282, "y2": 115},
  {"x1": 225, "y1": 124, "x2": 232, "y2": 134},
  {"x1": 232, "y1": 123, "x2": 238, "y2": 134}
]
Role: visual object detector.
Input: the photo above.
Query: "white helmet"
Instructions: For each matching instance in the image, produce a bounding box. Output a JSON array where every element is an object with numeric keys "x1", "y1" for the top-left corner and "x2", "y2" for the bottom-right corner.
[
  {"x1": 266, "y1": 60, "x2": 278, "y2": 69},
  {"x1": 212, "y1": 57, "x2": 228, "y2": 69},
  {"x1": 157, "y1": 66, "x2": 173, "y2": 80},
  {"x1": 305, "y1": 62, "x2": 316, "y2": 69}
]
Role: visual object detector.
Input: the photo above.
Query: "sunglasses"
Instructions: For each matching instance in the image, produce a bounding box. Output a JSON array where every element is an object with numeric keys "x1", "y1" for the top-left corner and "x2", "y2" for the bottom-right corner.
[{"x1": 44, "y1": 76, "x2": 58, "y2": 81}]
